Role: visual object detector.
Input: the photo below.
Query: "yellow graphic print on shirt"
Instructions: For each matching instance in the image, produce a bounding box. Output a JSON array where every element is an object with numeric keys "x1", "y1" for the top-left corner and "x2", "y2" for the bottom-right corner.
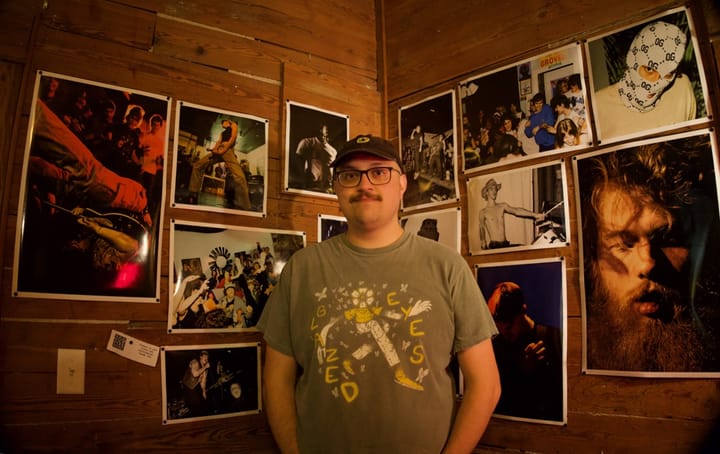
[{"x1": 311, "y1": 281, "x2": 432, "y2": 403}]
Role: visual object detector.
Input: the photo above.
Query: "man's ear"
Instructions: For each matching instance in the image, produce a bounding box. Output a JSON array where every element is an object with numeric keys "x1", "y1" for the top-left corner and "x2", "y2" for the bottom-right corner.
[{"x1": 399, "y1": 172, "x2": 408, "y2": 195}]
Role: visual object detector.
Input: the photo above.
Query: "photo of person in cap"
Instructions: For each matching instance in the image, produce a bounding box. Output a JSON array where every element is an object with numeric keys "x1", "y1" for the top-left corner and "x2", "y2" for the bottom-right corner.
[
  {"x1": 258, "y1": 134, "x2": 500, "y2": 453},
  {"x1": 589, "y1": 11, "x2": 706, "y2": 141},
  {"x1": 478, "y1": 178, "x2": 545, "y2": 250}
]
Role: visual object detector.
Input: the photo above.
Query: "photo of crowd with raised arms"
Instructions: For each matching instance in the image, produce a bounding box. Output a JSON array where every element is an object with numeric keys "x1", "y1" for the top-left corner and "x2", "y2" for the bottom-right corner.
[
  {"x1": 586, "y1": 7, "x2": 709, "y2": 144},
  {"x1": 13, "y1": 71, "x2": 170, "y2": 301},
  {"x1": 171, "y1": 101, "x2": 268, "y2": 216},
  {"x1": 162, "y1": 343, "x2": 261, "y2": 424},
  {"x1": 398, "y1": 90, "x2": 459, "y2": 211},
  {"x1": 169, "y1": 221, "x2": 305, "y2": 333},
  {"x1": 460, "y1": 44, "x2": 590, "y2": 173}
]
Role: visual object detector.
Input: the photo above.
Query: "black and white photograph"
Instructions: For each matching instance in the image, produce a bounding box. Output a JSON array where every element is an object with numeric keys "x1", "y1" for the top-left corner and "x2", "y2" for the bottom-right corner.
[
  {"x1": 399, "y1": 90, "x2": 459, "y2": 211},
  {"x1": 400, "y1": 207, "x2": 461, "y2": 252},
  {"x1": 12, "y1": 70, "x2": 170, "y2": 302},
  {"x1": 318, "y1": 214, "x2": 348, "y2": 242},
  {"x1": 586, "y1": 7, "x2": 710, "y2": 144},
  {"x1": 476, "y1": 258, "x2": 567, "y2": 424},
  {"x1": 467, "y1": 160, "x2": 569, "y2": 255},
  {"x1": 284, "y1": 100, "x2": 349, "y2": 198},
  {"x1": 168, "y1": 220, "x2": 305, "y2": 333},
  {"x1": 171, "y1": 101, "x2": 268, "y2": 216},
  {"x1": 574, "y1": 129, "x2": 720, "y2": 377},
  {"x1": 460, "y1": 43, "x2": 590, "y2": 173},
  {"x1": 161, "y1": 343, "x2": 261, "y2": 424}
]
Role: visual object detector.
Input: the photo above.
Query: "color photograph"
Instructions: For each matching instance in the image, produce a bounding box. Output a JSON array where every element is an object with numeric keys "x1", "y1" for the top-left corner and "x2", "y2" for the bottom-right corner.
[
  {"x1": 586, "y1": 7, "x2": 710, "y2": 144},
  {"x1": 12, "y1": 71, "x2": 170, "y2": 302},
  {"x1": 574, "y1": 129, "x2": 720, "y2": 377},
  {"x1": 171, "y1": 101, "x2": 268, "y2": 216}
]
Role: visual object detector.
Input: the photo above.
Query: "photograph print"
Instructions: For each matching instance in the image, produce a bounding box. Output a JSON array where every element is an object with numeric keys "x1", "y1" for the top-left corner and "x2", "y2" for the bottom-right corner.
[
  {"x1": 318, "y1": 214, "x2": 348, "y2": 242},
  {"x1": 586, "y1": 6, "x2": 710, "y2": 144},
  {"x1": 459, "y1": 43, "x2": 590, "y2": 173},
  {"x1": 467, "y1": 160, "x2": 569, "y2": 255},
  {"x1": 171, "y1": 101, "x2": 268, "y2": 216},
  {"x1": 162, "y1": 343, "x2": 261, "y2": 424},
  {"x1": 574, "y1": 129, "x2": 720, "y2": 377},
  {"x1": 12, "y1": 70, "x2": 170, "y2": 302},
  {"x1": 401, "y1": 207, "x2": 461, "y2": 252},
  {"x1": 399, "y1": 90, "x2": 459, "y2": 212},
  {"x1": 284, "y1": 100, "x2": 349, "y2": 198},
  {"x1": 476, "y1": 257, "x2": 566, "y2": 424},
  {"x1": 169, "y1": 220, "x2": 306, "y2": 333}
]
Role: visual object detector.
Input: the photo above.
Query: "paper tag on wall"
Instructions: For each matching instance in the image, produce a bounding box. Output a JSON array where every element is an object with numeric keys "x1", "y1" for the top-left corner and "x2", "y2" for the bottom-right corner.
[{"x1": 106, "y1": 329, "x2": 159, "y2": 367}]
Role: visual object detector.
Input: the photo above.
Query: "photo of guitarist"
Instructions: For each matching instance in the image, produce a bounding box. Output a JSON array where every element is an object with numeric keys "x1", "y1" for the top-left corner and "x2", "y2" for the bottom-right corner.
[{"x1": 187, "y1": 118, "x2": 251, "y2": 210}]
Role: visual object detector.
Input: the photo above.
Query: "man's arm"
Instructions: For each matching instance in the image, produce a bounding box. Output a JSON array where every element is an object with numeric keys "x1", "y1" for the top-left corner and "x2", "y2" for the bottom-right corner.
[
  {"x1": 442, "y1": 339, "x2": 501, "y2": 454},
  {"x1": 263, "y1": 345, "x2": 301, "y2": 454}
]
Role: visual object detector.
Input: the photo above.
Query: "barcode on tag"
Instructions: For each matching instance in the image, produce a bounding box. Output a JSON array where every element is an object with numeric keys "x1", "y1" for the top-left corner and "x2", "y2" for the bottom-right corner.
[{"x1": 112, "y1": 333, "x2": 127, "y2": 351}]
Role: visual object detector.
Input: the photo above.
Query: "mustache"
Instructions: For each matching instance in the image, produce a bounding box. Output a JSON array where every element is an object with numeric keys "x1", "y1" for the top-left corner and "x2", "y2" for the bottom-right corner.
[{"x1": 349, "y1": 190, "x2": 382, "y2": 203}]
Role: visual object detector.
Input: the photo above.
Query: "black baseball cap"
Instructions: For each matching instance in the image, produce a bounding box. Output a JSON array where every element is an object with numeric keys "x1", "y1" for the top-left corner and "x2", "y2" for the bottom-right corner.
[{"x1": 331, "y1": 134, "x2": 403, "y2": 171}]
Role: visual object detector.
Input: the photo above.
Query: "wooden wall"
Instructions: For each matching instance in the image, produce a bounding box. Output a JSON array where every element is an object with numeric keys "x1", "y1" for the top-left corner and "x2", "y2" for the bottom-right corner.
[
  {"x1": 1, "y1": 0, "x2": 719, "y2": 452},
  {"x1": 0, "y1": 0, "x2": 380, "y2": 451},
  {"x1": 383, "y1": 0, "x2": 720, "y2": 453}
]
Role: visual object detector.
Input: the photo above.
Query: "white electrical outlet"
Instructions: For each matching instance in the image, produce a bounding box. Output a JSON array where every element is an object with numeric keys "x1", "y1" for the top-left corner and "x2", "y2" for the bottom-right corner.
[{"x1": 56, "y1": 348, "x2": 85, "y2": 394}]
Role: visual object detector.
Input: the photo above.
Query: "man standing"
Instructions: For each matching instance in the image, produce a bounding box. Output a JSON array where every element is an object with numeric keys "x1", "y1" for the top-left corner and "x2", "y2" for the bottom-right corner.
[
  {"x1": 578, "y1": 136, "x2": 720, "y2": 372},
  {"x1": 259, "y1": 135, "x2": 500, "y2": 453},
  {"x1": 188, "y1": 118, "x2": 251, "y2": 210},
  {"x1": 295, "y1": 124, "x2": 337, "y2": 193},
  {"x1": 523, "y1": 93, "x2": 555, "y2": 151}
]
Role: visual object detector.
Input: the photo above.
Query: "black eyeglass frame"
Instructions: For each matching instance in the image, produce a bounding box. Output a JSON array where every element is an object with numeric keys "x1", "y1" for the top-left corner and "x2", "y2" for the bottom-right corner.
[{"x1": 333, "y1": 166, "x2": 402, "y2": 188}]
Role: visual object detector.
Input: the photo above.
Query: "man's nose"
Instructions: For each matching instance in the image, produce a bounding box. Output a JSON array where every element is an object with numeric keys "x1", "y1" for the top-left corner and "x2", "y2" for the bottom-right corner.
[{"x1": 635, "y1": 240, "x2": 656, "y2": 278}]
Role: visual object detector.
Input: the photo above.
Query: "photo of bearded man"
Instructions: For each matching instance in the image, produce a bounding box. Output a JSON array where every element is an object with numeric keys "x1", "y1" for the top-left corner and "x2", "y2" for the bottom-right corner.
[{"x1": 575, "y1": 131, "x2": 720, "y2": 375}]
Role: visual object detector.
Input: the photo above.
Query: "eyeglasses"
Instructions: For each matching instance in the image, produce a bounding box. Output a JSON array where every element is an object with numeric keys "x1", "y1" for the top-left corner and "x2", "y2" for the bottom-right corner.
[{"x1": 334, "y1": 166, "x2": 401, "y2": 188}]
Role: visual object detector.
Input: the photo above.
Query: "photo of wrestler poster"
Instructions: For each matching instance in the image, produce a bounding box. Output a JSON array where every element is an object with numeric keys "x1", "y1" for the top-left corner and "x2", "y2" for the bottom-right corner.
[
  {"x1": 585, "y1": 6, "x2": 710, "y2": 145},
  {"x1": 466, "y1": 160, "x2": 569, "y2": 255},
  {"x1": 12, "y1": 70, "x2": 170, "y2": 302},
  {"x1": 476, "y1": 257, "x2": 567, "y2": 424},
  {"x1": 401, "y1": 206, "x2": 461, "y2": 252},
  {"x1": 318, "y1": 214, "x2": 348, "y2": 242},
  {"x1": 459, "y1": 43, "x2": 590, "y2": 173},
  {"x1": 574, "y1": 129, "x2": 720, "y2": 377},
  {"x1": 168, "y1": 219, "x2": 306, "y2": 333},
  {"x1": 283, "y1": 100, "x2": 349, "y2": 199},
  {"x1": 399, "y1": 89, "x2": 459, "y2": 212},
  {"x1": 162, "y1": 343, "x2": 262, "y2": 424},
  {"x1": 171, "y1": 101, "x2": 268, "y2": 216}
]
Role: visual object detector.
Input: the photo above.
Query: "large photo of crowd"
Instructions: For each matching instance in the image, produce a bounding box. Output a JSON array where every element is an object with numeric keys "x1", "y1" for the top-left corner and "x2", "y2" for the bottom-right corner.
[
  {"x1": 168, "y1": 220, "x2": 305, "y2": 333},
  {"x1": 459, "y1": 44, "x2": 590, "y2": 173},
  {"x1": 13, "y1": 71, "x2": 169, "y2": 302}
]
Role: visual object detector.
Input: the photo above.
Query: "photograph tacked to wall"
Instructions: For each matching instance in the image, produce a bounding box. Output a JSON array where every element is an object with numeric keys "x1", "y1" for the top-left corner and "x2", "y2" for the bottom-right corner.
[
  {"x1": 168, "y1": 220, "x2": 305, "y2": 333},
  {"x1": 459, "y1": 43, "x2": 590, "y2": 173},
  {"x1": 162, "y1": 343, "x2": 261, "y2": 424},
  {"x1": 399, "y1": 90, "x2": 459, "y2": 212},
  {"x1": 171, "y1": 101, "x2": 268, "y2": 216},
  {"x1": 400, "y1": 207, "x2": 461, "y2": 252},
  {"x1": 476, "y1": 257, "x2": 567, "y2": 425},
  {"x1": 318, "y1": 214, "x2": 348, "y2": 242},
  {"x1": 284, "y1": 100, "x2": 349, "y2": 199},
  {"x1": 12, "y1": 70, "x2": 170, "y2": 302},
  {"x1": 574, "y1": 129, "x2": 720, "y2": 377},
  {"x1": 467, "y1": 160, "x2": 569, "y2": 255},
  {"x1": 586, "y1": 6, "x2": 710, "y2": 144}
]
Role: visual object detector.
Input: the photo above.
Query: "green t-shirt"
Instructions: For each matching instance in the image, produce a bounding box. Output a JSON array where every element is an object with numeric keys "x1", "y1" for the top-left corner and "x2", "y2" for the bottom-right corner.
[{"x1": 257, "y1": 230, "x2": 497, "y2": 453}]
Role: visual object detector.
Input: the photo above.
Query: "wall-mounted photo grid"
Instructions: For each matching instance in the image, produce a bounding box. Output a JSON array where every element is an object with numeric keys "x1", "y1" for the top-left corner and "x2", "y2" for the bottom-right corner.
[
  {"x1": 283, "y1": 100, "x2": 349, "y2": 199},
  {"x1": 466, "y1": 160, "x2": 569, "y2": 255},
  {"x1": 398, "y1": 89, "x2": 459, "y2": 212},
  {"x1": 168, "y1": 220, "x2": 306, "y2": 334},
  {"x1": 476, "y1": 257, "x2": 567, "y2": 425},
  {"x1": 171, "y1": 101, "x2": 269, "y2": 217},
  {"x1": 12, "y1": 70, "x2": 170, "y2": 302},
  {"x1": 574, "y1": 129, "x2": 720, "y2": 378},
  {"x1": 161, "y1": 343, "x2": 262, "y2": 424},
  {"x1": 585, "y1": 6, "x2": 711, "y2": 145},
  {"x1": 459, "y1": 43, "x2": 591, "y2": 174}
]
